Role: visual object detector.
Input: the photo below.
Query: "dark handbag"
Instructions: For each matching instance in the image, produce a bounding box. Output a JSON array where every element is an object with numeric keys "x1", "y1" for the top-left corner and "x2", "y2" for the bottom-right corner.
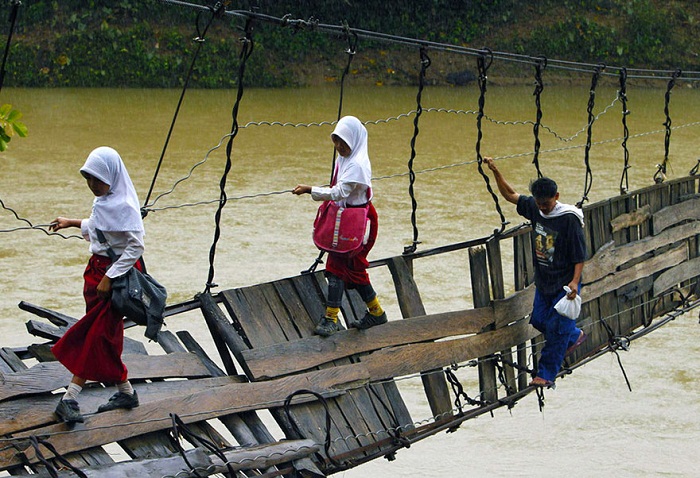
[
  {"x1": 96, "y1": 229, "x2": 166, "y2": 341},
  {"x1": 313, "y1": 201, "x2": 370, "y2": 254}
]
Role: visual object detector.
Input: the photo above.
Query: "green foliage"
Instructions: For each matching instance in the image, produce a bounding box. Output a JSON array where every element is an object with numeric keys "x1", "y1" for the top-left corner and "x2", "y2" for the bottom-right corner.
[
  {"x1": 3, "y1": 0, "x2": 700, "y2": 87},
  {"x1": 509, "y1": 0, "x2": 697, "y2": 68},
  {"x1": 0, "y1": 104, "x2": 28, "y2": 151},
  {"x1": 620, "y1": 0, "x2": 676, "y2": 67},
  {"x1": 517, "y1": 15, "x2": 619, "y2": 62}
]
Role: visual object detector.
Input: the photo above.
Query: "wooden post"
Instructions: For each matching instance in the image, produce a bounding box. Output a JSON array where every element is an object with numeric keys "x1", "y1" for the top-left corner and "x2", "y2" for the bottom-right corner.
[
  {"x1": 387, "y1": 256, "x2": 453, "y2": 421},
  {"x1": 513, "y1": 230, "x2": 535, "y2": 391},
  {"x1": 197, "y1": 292, "x2": 242, "y2": 376},
  {"x1": 486, "y1": 236, "x2": 516, "y2": 395},
  {"x1": 470, "y1": 246, "x2": 498, "y2": 403}
]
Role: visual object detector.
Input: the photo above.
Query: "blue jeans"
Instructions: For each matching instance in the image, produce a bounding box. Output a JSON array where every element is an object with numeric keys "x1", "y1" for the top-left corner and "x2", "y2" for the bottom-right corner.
[{"x1": 530, "y1": 287, "x2": 582, "y2": 382}]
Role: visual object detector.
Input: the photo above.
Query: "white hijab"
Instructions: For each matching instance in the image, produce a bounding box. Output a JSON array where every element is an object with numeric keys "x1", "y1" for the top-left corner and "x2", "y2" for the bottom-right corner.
[
  {"x1": 541, "y1": 201, "x2": 585, "y2": 227},
  {"x1": 80, "y1": 146, "x2": 144, "y2": 233},
  {"x1": 331, "y1": 116, "x2": 372, "y2": 190}
]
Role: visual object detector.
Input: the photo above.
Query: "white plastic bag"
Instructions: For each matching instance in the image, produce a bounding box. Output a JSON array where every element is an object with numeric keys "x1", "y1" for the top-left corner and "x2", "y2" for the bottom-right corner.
[{"x1": 554, "y1": 286, "x2": 581, "y2": 320}]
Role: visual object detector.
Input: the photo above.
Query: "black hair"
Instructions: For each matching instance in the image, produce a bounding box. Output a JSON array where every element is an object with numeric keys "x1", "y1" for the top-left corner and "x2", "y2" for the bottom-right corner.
[{"x1": 529, "y1": 177, "x2": 558, "y2": 199}]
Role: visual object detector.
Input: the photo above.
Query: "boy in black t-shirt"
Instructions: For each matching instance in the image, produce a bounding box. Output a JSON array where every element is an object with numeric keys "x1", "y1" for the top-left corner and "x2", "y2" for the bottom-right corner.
[{"x1": 485, "y1": 157, "x2": 587, "y2": 387}]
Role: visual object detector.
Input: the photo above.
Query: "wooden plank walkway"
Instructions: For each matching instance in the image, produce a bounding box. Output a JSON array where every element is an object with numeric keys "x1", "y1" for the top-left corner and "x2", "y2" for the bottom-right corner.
[
  {"x1": 215, "y1": 273, "x2": 415, "y2": 467},
  {"x1": 0, "y1": 176, "x2": 697, "y2": 477},
  {"x1": 0, "y1": 309, "x2": 326, "y2": 476}
]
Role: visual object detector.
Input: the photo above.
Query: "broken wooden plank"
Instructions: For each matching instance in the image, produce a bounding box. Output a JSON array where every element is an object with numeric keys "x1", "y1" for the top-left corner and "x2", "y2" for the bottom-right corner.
[
  {"x1": 224, "y1": 275, "x2": 363, "y2": 460},
  {"x1": 0, "y1": 347, "x2": 26, "y2": 372},
  {"x1": 653, "y1": 256, "x2": 700, "y2": 297},
  {"x1": 121, "y1": 330, "x2": 227, "y2": 462},
  {"x1": 583, "y1": 243, "x2": 688, "y2": 302},
  {"x1": 173, "y1": 327, "x2": 280, "y2": 450},
  {"x1": 258, "y1": 282, "x2": 302, "y2": 341},
  {"x1": 175, "y1": 330, "x2": 226, "y2": 377},
  {"x1": 240, "y1": 307, "x2": 495, "y2": 380},
  {"x1": 0, "y1": 352, "x2": 212, "y2": 402},
  {"x1": 487, "y1": 236, "x2": 517, "y2": 396},
  {"x1": 286, "y1": 273, "x2": 328, "y2": 333},
  {"x1": 513, "y1": 232, "x2": 535, "y2": 391},
  {"x1": 18, "y1": 301, "x2": 78, "y2": 328},
  {"x1": 23, "y1": 321, "x2": 147, "y2": 356},
  {"x1": 584, "y1": 221, "x2": 700, "y2": 284},
  {"x1": 652, "y1": 197, "x2": 700, "y2": 235},
  {"x1": 280, "y1": 273, "x2": 388, "y2": 459},
  {"x1": 616, "y1": 276, "x2": 654, "y2": 301},
  {"x1": 610, "y1": 204, "x2": 651, "y2": 233},
  {"x1": 198, "y1": 291, "x2": 244, "y2": 375},
  {"x1": 0, "y1": 364, "x2": 370, "y2": 468},
  {"x1": 26, "y1": 344, "x2": 57, "y2": 363},
  {"x1": 493, "y1": 284, "x2": 535, "y2": 328},
  {"x1": 272, "y1": 278, "x2": 319, "y2": 334}
]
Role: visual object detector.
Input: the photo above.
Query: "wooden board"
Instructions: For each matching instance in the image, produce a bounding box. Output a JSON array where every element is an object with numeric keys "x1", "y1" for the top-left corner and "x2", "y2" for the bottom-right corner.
[
  {"x1": 0, "y1": 364, "x2": 369, "y2": 468},
  {"x1": 387, "y1": 256, "x2": 453, "y2": 422},
  {"x1": 222, "y1": 273, "x2": 413, "y2": 465},
  {"x1": 359, "y1": 319, "x2": 538, "y2": 382},
  {"x1": 0, "y1": 352, "x2": 212, "y2": 402},
  {"x1": 0, "y1": 376, "x2": 238, "y2": 436},
  {"x1": 583, "y1": 243, "x2": 688, "y2": 302},
  {"x1": 13, "y1": 440, "x2": 318, "y2": 477},
  {"x1": 13, "y1": 449, "x2": 211, "y2": 478},
  {"x1": 493, "y1": 284, "x2": 535, "y2": 328},
  {"x1": 241, "y1": 307, "x2": 495, "y2": 380},
  {"x1": 653, "y1": 256, "x2": 700, "y2": 297},
  {"x1": 610, "y1": 204, "x2": 651, "y2": 232},
  {"x1": 652, "y1": 197, "x2": 700, "y2": 234},
  {"x1": 584, "y1": 221, "x2": 700, "y2": 284}
]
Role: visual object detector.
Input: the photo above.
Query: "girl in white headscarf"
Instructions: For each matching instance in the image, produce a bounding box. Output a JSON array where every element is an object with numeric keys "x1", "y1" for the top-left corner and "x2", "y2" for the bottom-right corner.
[
  {"x1": 293, "y1": 116, "x2": 387, "y2": 336},
  {"x1": 49, "y1": 147, "x2": 145, "y2": 424}
]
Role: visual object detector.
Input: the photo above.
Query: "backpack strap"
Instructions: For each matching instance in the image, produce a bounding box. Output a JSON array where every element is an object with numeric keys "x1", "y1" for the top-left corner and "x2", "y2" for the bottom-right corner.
[{"x1": 95, "y1": 228, "x2": 119, "y2": 262}]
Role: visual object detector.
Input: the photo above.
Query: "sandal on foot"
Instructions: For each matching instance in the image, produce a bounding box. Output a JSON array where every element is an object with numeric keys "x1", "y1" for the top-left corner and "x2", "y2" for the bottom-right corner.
[
  {"x1": 529, "y1": 377, "x2": 554, "y2": 388},
  {"x1": 566, "y1": 330, "x2": 588, "y2": 356}
]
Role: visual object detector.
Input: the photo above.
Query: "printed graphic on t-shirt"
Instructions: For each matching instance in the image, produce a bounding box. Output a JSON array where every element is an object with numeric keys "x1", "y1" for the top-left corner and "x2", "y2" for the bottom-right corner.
[{"x1": 534, "y1": 222, "x2": 557, "y2": 268}]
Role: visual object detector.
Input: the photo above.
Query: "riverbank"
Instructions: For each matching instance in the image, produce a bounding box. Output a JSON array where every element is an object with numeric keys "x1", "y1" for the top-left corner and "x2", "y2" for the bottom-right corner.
[{"x1": 5, "y1": 1, "x2": 700, "y2": 88}]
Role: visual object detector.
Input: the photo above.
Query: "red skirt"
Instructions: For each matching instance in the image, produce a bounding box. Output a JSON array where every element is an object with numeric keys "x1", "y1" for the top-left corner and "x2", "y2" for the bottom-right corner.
[
  {"x1": 52, "y1": 254, "x2": 140, "y2": 383},
  {"x1": 326, "y1": 202, "x2": 378, "y2": 286}
]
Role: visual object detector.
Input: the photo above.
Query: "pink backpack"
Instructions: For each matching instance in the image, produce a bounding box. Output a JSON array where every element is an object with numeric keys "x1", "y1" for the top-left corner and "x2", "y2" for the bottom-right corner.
[{"x1": 313, "y1": 188, "x2": 371, "y2": 255}]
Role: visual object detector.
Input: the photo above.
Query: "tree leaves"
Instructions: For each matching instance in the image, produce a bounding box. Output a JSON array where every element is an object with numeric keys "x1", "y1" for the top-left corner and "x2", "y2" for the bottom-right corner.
[{"x1": 0, "y1": 104, "x2": 28, "y2": 152}]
